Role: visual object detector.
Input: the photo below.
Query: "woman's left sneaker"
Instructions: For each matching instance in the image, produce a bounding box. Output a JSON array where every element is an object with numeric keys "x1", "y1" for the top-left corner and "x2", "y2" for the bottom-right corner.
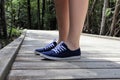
[
  {"x1": 35, "y1": 40, "x2": 57, "y2": 55},
  {"x1": 40, "y1": 41, "x2": 81, "y2": 60}
]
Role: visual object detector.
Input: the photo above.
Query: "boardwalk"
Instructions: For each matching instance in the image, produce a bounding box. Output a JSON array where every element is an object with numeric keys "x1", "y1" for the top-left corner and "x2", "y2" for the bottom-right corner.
[{"x1": 4, "y1": 30, "x2": 120, "y2": 79}]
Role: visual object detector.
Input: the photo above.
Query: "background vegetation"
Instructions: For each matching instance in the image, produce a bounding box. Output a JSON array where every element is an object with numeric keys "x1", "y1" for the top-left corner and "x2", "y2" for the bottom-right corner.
[{"x1": 0, "y1": 0, "x2": 120, "y2": 48}]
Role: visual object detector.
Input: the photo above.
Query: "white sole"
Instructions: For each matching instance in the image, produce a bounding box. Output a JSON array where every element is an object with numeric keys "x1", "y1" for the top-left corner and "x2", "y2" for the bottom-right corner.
[
  {"x1": 41, "y1": 53, "x2": 81, "y2": 60},
  {"x1": 34, "y1": 51, "x2": 41, "y2": 55}
]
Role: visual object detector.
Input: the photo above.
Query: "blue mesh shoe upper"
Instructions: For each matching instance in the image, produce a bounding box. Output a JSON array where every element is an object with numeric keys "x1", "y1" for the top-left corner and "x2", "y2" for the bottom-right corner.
[
  {"x1": 41, "y1": 41, "x2": 81, "y2": 59},
  {"x1": 35, "y1": 40, "x2": 57, "y2": 54}
]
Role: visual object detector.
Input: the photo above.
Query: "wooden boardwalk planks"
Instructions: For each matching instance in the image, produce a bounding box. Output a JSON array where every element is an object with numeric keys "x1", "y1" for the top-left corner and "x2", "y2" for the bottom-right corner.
[
  {"x1": 11, "y1": 61, "x2": 120, "y2": 70},
  {"x1": 0, "y1": 30, "x2": 26, "y2": 80},
  {"x1": 7, "y1": 30, "x2": 120, "y2": 80},
  {"x1": 8, "y1": 69, "x2": 120, "y2": 80}
]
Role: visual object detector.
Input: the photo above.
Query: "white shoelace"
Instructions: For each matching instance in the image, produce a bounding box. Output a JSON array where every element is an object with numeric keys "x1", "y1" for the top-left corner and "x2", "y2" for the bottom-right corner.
[
  {"x1": 52, "y1": 42, "x2": 67, "y2": 54},
  {"x1": 44, "y1": 42, "x2": 54, "y2": 50},
  {"x1": 44, "y1": 39, "x2": 57, "y2": 50}
]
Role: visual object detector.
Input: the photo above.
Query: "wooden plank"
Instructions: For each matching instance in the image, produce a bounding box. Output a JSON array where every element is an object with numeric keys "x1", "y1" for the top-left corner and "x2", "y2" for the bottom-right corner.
[
  {"x1": 82, "y1": 33, "x2": 120, "y2": 41},
  {"x1": 19, "y1": 44, "x2": 120, "y2": 49},
  {"x1": 18, "y1": 46, "x2": 120, "y2": 54},
  {"x1": 18, "y1": 45, "x2": 120, "y2": 52},
  {"x1": 17, "y1": 52, "x2": 120, "y2": 57},
  {"x1": 0, "y1": 30, "x2": 26, "y2": 80},
  {"x1": 18, "y1": 50, "x2": 120, "y2": 55},
  {"x1": 11, "y1": 61, "x2": 120, "y2": 70},
  {"x1": 15, "y1": 56, "x2": 120, "y2": 62},
  {"x1": 8, "y1": 69, "x2": 120, "y2": 80},
  {"x1": 21, "y1": 39, "x2": 51, "y2": 46}
]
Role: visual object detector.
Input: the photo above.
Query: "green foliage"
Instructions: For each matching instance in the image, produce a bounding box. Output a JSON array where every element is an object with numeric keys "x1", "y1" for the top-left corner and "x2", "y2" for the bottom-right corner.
[
  {"x1": 7, "y1": 27, "x2": 22, "y2": 37},
  {"x1": 44, "y1": 1, "x2": 57, "y2": 30},
  {"x1": 87, "y1": 0, "x2": 104, "y2": 34},
  {"x1": 106, "y1": 8, "x2": 112, "y2": 17},
  {"x1": 3, "y1": 0, "x2": 120, "y2": 37},
  {"x1": 5, "y1": 0, "x2": 57, "y2": 30}
]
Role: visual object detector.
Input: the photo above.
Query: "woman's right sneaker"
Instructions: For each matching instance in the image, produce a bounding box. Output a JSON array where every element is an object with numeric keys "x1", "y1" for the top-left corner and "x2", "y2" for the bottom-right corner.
[
  {"x1": 34, "y1": 40, "x2": 57, "y2": 55},
  {"x1": 40, "y1": 41, "x2": 81, "y2": 60}
]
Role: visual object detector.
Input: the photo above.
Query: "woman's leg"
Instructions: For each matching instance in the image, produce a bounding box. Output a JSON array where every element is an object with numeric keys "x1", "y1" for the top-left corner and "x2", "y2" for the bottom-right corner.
[
  {"x1": 39, "y1": 0, "x2": 89, "y2": 60},
  {"x1": 35, "y1": 0, "x2": 69, "y2": 55},
  {"x1": 66, "y1": 0, "x2": 89, "y2": 50},
  {"x1": 54, "y1": 0, "x2": 69, "y2": 43}
]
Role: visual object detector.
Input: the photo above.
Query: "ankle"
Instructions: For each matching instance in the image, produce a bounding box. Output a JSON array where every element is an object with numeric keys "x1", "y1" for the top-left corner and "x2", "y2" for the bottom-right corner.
[
  {"x1": 65, "y1": 41, "x2": 80, "y2": 50},
  {"x1": 58, "y1": 39, "x2": 67, "y2": 44}
]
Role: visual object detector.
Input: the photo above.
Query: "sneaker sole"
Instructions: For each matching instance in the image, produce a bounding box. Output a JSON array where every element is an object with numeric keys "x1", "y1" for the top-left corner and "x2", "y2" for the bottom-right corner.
[
  {"x1": 41, "y1": 53, "x2": 81, "y2": 60},
  {"x1": 34, "y1": 51, "x2": 41, "y2": 55}
]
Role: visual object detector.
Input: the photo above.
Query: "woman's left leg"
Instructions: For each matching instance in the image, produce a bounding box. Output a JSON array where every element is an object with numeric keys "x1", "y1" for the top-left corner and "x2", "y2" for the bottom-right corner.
[{"x1": 66, "y1": 0, "x2": 89, "y2": 50}]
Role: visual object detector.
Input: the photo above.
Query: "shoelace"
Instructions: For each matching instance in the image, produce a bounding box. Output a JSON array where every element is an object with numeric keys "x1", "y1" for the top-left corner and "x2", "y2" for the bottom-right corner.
[
  {"x1": 44, "y1": 42, "x2": 55, "y2": 50},
  {"x1": 52, "y1": 42, "x2": 67, "y2": 54}
]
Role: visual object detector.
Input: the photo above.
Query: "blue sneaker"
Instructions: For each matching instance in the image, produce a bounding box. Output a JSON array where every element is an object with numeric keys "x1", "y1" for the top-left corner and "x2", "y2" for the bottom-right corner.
[
  {"x1": 35, "y1": 40, "x2": 57, "y2": 55},
  {"x1": 40, "y1": 41, "x2": 81, "y2": 60}
]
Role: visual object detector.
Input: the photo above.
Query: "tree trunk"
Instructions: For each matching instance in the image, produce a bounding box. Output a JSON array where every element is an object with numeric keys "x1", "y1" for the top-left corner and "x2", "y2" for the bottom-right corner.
[
  {"x1": 89, "y1": 0, "x2": 97, "y2": 15},
  {"x1": 17, "y1": 1, "x2": 20, "y2": 27},
  {"x1": 109, "y1": 0, "x2": 120, "y2": 36},
  {"x1": 37, "y1": 0, "x2": 41, "y2": 29},
  {"x1": 0, "y1": 0, "x2": 2, "y2": 37},
  {"x1": 100, "y1": 0, "x2": 108, "y2": 35},
  {"x1": 1, "y1": 0, "x2": 7, "y2": 38},
  {"x1": 9, "y1": 0, "x2": 13, "y2": 38},
  {"x1": 0, "y1": 42, "x2": 2, "y2": 49},
  {"x1": 83, "y1": 12, "x2": 90, "y2": 33},
  {"x1": 27, "y1": 0, "x2": 32, "y2": 29},
  {"x1": 42, "y1": 0, "x2": 45, "y2": 29},
  {"x1": 84, "y1": 0, "x2": 97, "y2": 33}
]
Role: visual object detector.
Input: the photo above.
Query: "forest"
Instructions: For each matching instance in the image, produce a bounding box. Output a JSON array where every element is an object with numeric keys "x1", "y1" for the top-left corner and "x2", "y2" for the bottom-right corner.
[{"x1": 0, "y1": 0, "x2": 120, "y2": 48}]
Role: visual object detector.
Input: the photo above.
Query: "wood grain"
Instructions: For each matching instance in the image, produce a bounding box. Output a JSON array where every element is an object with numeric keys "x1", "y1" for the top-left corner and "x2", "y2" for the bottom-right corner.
[
  {"x1": 0, "y1": 30, "x2": 26, "y2": 80},
  {"x1": 7, "y1": 30, "x2": 120, "y2": 80}
]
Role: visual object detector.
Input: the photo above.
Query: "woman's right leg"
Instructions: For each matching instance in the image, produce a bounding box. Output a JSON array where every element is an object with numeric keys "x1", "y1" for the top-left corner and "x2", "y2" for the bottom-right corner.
[
  {"x1": 35, "y1": 0, "x2": 69, "y2": 55},
  {"x1": 66, "y1": 0, "x2": 88, "y2": 50},
  {"x1": 54, "y1": 0, "x2": 69, "y2": 43}
]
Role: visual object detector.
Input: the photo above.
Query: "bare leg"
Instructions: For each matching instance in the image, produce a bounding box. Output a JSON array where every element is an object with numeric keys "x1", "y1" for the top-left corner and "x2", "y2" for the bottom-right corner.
[
  {"x1": 54, "y1": 0, "x2": 69, "y2": 43},
  {"x1": 66, "y1": 0, "x2": 89, "y2": 50}
]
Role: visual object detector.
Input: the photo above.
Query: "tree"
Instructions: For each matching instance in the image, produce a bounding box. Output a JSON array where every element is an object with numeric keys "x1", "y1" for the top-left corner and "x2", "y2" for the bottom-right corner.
[
  {"x1": 109, "y1": 0, "x2": 120, "y2": 36},
  {"x1": 83, "y1": 0, "x2": 97, "y2": 33},
  {"x1": 0, "y1": 0, "x2": 2, "y2": 37},
  {"x1": 44, "y1": 0, "x2": 57, "y2": 30},
  {"x1": 9, "y1": 0, "x2": 13, "y2": 38},
  {"x1": 100, "y1": 0, "x2": 108, "y2": 35},
  {"x1": 42, "y1": 0, "x2": 45, "y2": 29},
  {"x1": 27, "y1": 0, "x2": 32, "y2": 29},
  {"x1": 1, "y1": 0, "x2": 119, "y2": 37},
  {"x1": 37, "y1": 0, "x2": 41, "y2": 29},
  {"x1": 0, "y1": 0, "x2": 7, "y2": 38}
]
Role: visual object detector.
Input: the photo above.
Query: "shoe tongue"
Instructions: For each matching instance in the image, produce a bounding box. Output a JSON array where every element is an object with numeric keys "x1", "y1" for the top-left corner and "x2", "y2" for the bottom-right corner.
[
  {"x1": 53, "y1": 41, "x2": 57, "y2": 46},
  {"x1": 53, "y1": 39, "x2": 57, "y2": 46},
  {"x1": 60, "y1": 41, "x2": 68, "y2": 49}
]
